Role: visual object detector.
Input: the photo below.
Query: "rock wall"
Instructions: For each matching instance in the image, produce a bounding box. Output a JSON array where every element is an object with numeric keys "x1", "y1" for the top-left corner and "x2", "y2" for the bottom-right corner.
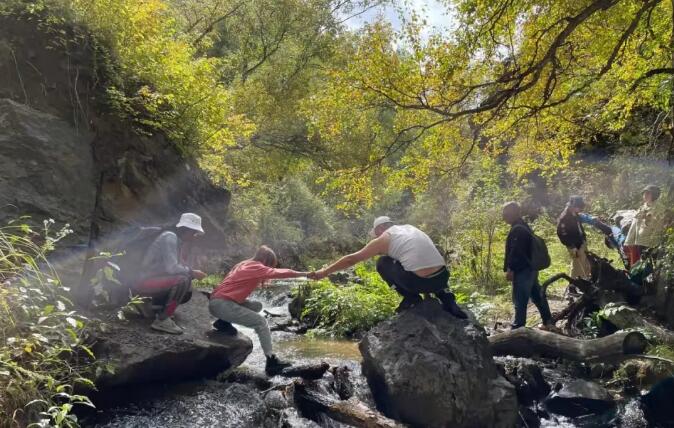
[
  {"x1": 0, "y1": 15, "x2": 231, "y2": 284},
  {"x1": 0, "y1": 99, "x2": 96, "y2": 241}
]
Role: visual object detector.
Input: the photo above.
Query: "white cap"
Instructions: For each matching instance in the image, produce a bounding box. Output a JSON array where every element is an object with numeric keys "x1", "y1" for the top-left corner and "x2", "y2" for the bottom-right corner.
[
  {"x1": 369, "y1": 215, "x2": 393, "y2": 237},
  {"x1": 176, "y1": 213, "x2": 204, "y2": 235}
]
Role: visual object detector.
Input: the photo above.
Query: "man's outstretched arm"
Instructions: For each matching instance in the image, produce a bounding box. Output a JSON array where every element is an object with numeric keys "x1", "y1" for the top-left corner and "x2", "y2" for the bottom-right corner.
[{"x1": 315, "y1": 235, "x2": 389, "y2": 278}]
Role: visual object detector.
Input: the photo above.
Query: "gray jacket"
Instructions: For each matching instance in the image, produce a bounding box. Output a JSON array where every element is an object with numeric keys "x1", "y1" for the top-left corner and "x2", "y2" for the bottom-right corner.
[{"x1": 140, "y1": 231, "x2": 191, "y2": 278}]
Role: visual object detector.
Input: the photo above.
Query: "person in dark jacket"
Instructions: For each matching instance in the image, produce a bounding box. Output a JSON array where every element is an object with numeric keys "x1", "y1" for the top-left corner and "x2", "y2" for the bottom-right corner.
[
  {"x1": 502, "y1": 202, "x2": 553, "y2": 329},
  {"x1": 557, "y1": 196, "x2": 591, "y2": 281}
]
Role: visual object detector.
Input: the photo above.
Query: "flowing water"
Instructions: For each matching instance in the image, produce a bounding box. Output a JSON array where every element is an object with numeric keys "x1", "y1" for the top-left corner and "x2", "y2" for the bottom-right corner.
[
  {"x1": 84, "y1": 279, "x2": 657, "y2": 427},
  {"x1": 85, "y1": 279, "x2": 368, "y2": 427},
  {"x1": 494, "y1": 355, "x2": 652, "y2": 428}
]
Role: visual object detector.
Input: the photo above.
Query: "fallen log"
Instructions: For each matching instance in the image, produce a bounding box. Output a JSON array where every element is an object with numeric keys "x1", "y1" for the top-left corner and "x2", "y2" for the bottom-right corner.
[
  {"x1": 294, "y1": 382, "x2": 404, "y2": 428},
  {"x1": 541, "y1": 253, "x2": 642, "y2": 331},
  {"x1": 489, "y1": 329, "x2": 648, "y2": 362}
]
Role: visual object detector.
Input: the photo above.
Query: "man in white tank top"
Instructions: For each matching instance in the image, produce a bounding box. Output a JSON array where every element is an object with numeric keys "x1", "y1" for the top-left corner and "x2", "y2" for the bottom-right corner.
[{"x1": 313, "y1": 216, "x2": 467, "y2": 318}]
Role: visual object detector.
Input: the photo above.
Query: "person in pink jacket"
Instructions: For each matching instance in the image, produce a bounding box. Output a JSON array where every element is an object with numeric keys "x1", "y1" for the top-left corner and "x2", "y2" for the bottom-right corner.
[{"x1": 209, "y1": 245, "x2": 309, "y2": 374}]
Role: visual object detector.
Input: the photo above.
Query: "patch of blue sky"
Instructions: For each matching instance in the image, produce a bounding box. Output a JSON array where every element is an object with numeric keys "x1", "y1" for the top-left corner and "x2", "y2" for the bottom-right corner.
[{"x1": 342, "y1": 0, "x2": 457, "y2": 38}]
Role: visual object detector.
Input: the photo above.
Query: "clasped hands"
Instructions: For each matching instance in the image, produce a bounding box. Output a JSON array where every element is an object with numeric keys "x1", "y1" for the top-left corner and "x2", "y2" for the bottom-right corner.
[{"x1": 305, "y1": 270, "x2": 328, "y2": 280}]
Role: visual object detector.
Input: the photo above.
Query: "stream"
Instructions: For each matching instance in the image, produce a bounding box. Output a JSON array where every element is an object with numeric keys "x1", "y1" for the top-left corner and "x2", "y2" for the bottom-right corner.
[
  {"x1": 85, "y1": 280, "x2": 370, "y2": 427},
  {"x1": 84, "y1": 279, "x2": 657, "y2": 428}
]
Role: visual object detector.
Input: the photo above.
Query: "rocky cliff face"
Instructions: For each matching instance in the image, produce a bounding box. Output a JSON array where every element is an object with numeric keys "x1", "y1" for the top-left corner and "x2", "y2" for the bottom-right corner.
[{"x1": 0, "y1": 15, "x2": 230, "y2": 285}]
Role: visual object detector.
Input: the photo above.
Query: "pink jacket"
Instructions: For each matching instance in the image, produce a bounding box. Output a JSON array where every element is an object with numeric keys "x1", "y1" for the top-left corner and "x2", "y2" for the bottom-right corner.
[{"x1": 211, "y1": 260, "x2": 302, "y2": 303}]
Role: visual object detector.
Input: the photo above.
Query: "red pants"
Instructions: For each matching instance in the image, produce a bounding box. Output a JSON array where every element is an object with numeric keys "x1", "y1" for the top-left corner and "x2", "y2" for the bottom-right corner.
[
  {"x1": 625, "y1": 245, "x2": 647, "y2": 267},
  {"x1": 134, "y1": 275, "x2": 191, "y2": 316}
]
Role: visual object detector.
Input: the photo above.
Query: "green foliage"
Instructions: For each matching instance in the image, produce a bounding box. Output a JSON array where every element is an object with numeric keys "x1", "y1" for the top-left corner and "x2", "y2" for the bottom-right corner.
[
  {"x1": 648, "y1": 344, "x2": 674, "y2": 362},
  {"x1": 6, "y1": 0, "x2": 255, "y2": 184},
  {"x1": 224, "y1": 178, "x2": 359, "y2": 267},
  {"x1": 0, "y1": 221, "x2": 96, "y2": 428},
  {"x1": 296, "y1": 263, "x2": 400, "y2": 337},
  {"x1": 655, "y1": 225, "x2": 674, "y2": 283},
  {"x1": 195, "y1": 274, "x2": 223, "y2": 289}
]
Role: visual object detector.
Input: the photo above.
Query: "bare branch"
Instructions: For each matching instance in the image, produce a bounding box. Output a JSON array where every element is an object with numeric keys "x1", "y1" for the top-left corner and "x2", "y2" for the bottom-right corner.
[{"x1": 630, "y1": 67, "x2": 674, "y2": 90}]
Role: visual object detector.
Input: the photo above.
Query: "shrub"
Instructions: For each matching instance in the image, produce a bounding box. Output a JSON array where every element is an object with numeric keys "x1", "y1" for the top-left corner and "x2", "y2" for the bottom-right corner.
[
  {"x1": 4, "y1": 0, "x2": 254, "y2": 184},
  {"x1": 195, "y1": 274, "x2": 223, "y2": 289},
  {"x1": 296, "y1": 263, "x2": 400, "y2": 337},
  {"x1": 0, "y1": 220, "x2": 96, "y2": 428}
]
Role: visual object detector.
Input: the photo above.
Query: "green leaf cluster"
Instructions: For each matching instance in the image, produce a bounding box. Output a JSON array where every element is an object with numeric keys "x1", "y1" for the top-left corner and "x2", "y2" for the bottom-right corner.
[
  {"x1": 296, "y1": 263, "x2": 401, "y2": 337},
  {"x1": 0, "y1": 221, "x2": 97, "y2": 428}
]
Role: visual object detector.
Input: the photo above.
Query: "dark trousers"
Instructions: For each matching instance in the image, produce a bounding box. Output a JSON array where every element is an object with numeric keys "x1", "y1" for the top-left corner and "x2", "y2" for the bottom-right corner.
[
  {"x1": 376, "y1": 256, "x2": 457, "y2": 303},
  {"x1": 134, "y1": 274, "x2": 192, "y2": 318},
  {"x1": 512, "y1": 268, "x2": 551, "y2": 328}
]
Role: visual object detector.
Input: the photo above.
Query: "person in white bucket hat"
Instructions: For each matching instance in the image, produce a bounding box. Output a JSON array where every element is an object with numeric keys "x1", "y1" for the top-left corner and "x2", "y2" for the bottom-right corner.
[
  {"x1": 133, "y1": 213, "x2": 207, "y2": 334},
  {"x1": 176, "y1": 212, "x2": 205, "y2": 235},
  {"x1": 312, "y1": 216, "x2": 467, "y2": 318}
]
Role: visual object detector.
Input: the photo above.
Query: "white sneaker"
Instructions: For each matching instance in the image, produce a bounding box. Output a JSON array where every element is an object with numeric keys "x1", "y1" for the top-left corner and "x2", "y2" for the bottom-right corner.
[{"x1": 151, "y1": 317, "x2": 183, "y2": 335}]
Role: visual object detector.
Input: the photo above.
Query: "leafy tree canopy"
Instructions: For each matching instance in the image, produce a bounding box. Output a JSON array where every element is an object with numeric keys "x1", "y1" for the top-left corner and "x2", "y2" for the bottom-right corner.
[
  {"x1": 305, "y1": 0, "x2": 674, "y2": 208},
  {"x1": 4, "y1": 0, "x2": 673, "y2": 210}
]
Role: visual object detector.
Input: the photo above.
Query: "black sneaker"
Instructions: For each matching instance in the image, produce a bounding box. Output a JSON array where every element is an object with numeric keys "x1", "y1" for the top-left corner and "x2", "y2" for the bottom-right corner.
[
  {"x1": 441, "y1": 299, "x2": 468, "y2": 319},
  {"x1": 265, "y1": 354, "x2": 292, "y2": 376},
  {"x1": 395, "y1": 295, "x2": 423, "y2": 313},
  {"x1": 212, "y1": 319, "x2": 238, "y2": 335}
]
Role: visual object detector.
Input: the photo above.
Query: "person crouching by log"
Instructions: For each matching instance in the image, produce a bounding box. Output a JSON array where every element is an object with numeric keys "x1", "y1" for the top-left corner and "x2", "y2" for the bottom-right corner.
[
  {"x1": 502, "y1": 202, "x2": 554, "y2": 330},
  {"x1": 624, "y1": 184, "x2": 663, "y2": 267},
  {"x1": 209, "y1": 245, "x2": 310, "y2": 375},
  {"x1": 311, "y1": 216, "x2": 467, "y2": 318},
  {"x1": 133, "y1": 213, "x2": 207, "y2": 335}
]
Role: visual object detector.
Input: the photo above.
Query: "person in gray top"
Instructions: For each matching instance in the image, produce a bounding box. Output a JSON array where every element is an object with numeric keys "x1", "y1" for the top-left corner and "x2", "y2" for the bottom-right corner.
[
  {"x1": 133, "y1": 213, "x2": 207, "y2": 334},
  {"x1": 312, "y1": 216, "x2": 467, "y2": 318}
]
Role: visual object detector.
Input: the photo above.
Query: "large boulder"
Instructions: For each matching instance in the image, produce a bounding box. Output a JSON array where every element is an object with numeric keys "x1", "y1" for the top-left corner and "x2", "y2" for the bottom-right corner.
[
  {"x1": 642, "y1": 376, "x2": 674, "y2": 426},
  {"x1": 359, "y1": 299, "x2": 518, "y2": 428},
  {"x1": 93, "y1": 292, "x2": 252, "y2": 387}
]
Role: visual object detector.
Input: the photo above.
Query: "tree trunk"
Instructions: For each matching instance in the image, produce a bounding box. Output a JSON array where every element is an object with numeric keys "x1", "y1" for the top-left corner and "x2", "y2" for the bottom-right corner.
[
  {"x1": 488, "y1": 329, "x2": 648, "y2": 361},
  {"x1": 294, "y1": 382, "x2": 404, "y2": 428}
]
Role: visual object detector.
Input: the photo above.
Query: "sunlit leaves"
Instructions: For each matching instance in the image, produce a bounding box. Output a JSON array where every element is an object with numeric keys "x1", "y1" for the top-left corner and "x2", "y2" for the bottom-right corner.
[{"x1": 305, "y1": 0, "x2": 674, "y2": 208}]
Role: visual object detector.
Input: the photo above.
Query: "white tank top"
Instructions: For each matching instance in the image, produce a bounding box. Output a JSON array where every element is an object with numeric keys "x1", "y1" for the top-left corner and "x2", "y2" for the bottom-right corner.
[{"x1": 386, "y1": 225, "x2": 445, "y2": 272}]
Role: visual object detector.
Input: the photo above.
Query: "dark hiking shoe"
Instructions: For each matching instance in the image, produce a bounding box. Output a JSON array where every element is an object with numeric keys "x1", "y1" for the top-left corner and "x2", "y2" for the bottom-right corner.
[
  {"x1": 395, "y1": 295, "x2": 423, "y2": 313},
  {"x1": 442, "y1": 299, "x2": 468, "y2": 319},
  {"x1": 212, "y1": 319, "x2": 238, "y2": 335},
  {"x1": 265, "y1": 354, "x2": 292, "y2": 375}
]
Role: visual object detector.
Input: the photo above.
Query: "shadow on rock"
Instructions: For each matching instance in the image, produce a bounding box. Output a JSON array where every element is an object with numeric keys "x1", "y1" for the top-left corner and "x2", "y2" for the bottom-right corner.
[{"x1": 93, "y1": 292, "x2": 253, "y2": 388}]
